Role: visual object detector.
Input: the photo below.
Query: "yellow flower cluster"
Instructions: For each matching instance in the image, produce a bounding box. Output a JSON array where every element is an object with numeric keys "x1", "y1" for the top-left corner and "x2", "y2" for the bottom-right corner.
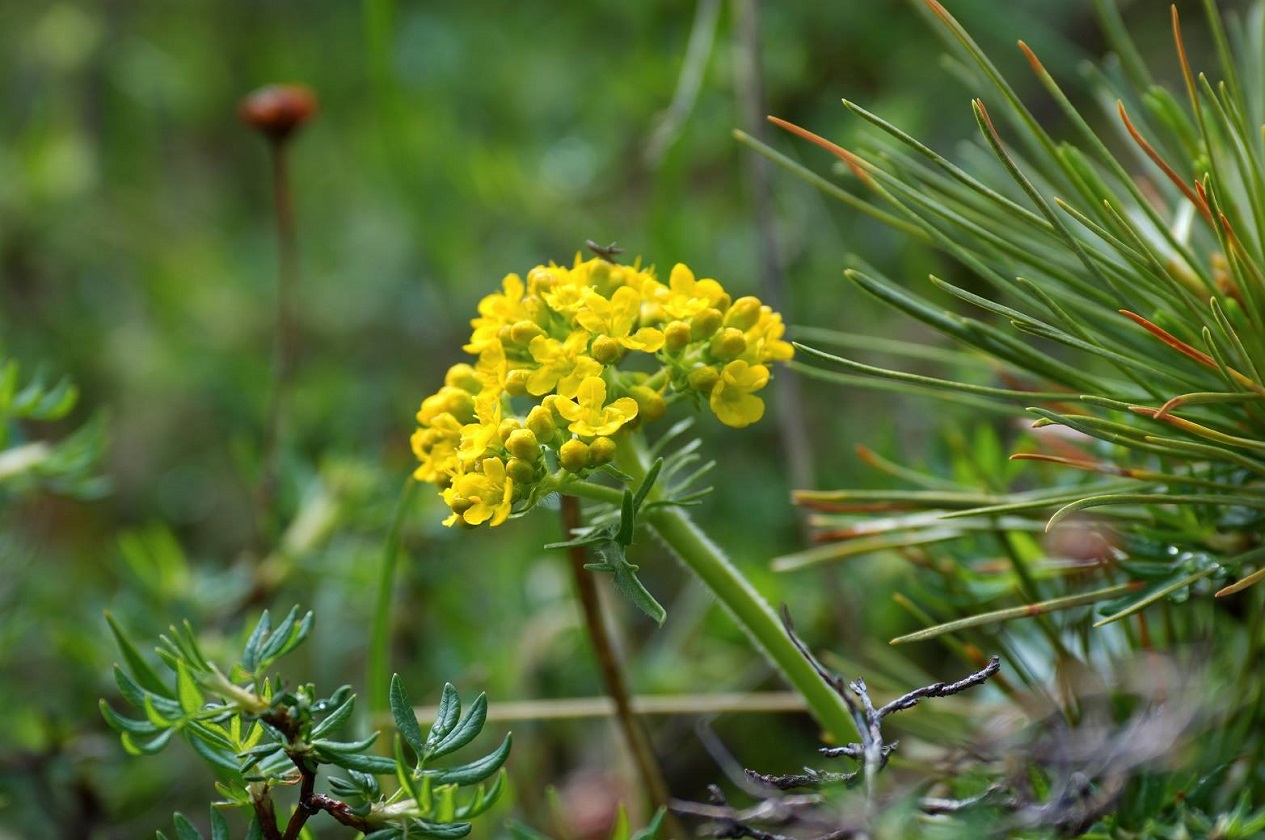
[{"x1": 412, "y1": 255, "x2": 793, "y2": 527}]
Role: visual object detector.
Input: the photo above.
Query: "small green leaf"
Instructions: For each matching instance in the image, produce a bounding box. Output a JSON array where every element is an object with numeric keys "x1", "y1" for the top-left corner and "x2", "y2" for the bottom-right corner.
[
  {"x1": 426, "y1": 683, "x2": 461, "y2": 751},
  {"x1": 323, "y1": 750, "x2": 396, "y2": 775},
  {"x1": 362, "y1": 829, "x2": 405, "y2": 840},
  {"x1": 391, "y1": 674, "x2": 425, "y2": 756},
  {"x1": 310, "y1": 693, "x2": 356, "y2": 739},
  {"x1": 632, "y1": 808, "x2": 666, "y2": 840},
  {"x1": 409, "y1": 819, "x2": 472, "y2": 839},
  {"x1": 311, "y1": 733, "x2": 379, "y2": 755},
  {"x1": 244, "y1": 816, "x2": 264, "y2": 840},
  {"x1": 120, "y1": 727, "x2": 177, "y2": 756},
  {"x1": 172, "y1": 814, "x2": 201, "y2": 839},
  {"x1": 176, "y1": 661, "x2": 203, "y2": 716},
  {"x1": 187, "y1": 731, "x2": 243, "y2": 775},
  {"x1": 256, "y1": 606, "x2": 308, "y2": 666},
  {"x1": 608, "y1": 804, "x2": 630, "y2": 840},
  {"x1": 209, "y1": 810, "x2": 229, "y2": 840},
  {"x1": 187, "y1": 720, "x2": 238, "y2": 753},
  {"x1": 455, "y1": 771, "x2": 506, "y2": 819},
  {"x1": 632, "y1": 458, "x2": 663, "y2": 513},
  {"x1": 240, "y1": 610, "x2": 272, "y2": 674},
  {"x1": 616, "y1": 489, "x2": 636, "y2": 546},
  {"x1": 429, "y1": 693, "x2": 486, "y2": 761},
  {"x1": 143, "y1": 694, "x2": 182, "y2": 728},
  {"x1": 105, "y1": 612, "x2": 172, "y2": 698},
  {"x1": 99, "y1": 700, "x2": 161, "y2": 735},
  {"x1": 425, "y1": 733, "x2": 511, "y2": 786}
]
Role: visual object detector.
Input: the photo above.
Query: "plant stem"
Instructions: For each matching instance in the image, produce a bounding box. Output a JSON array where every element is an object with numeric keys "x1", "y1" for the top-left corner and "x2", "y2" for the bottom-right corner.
[
  {"x1": 257, "y1": 134, "x2": 301, "y2": 546},
  {"x1": 368, "y1": 478, "x2": 418, "y2": 718},
  {"x1": 558, "y1": 495, "x2": 684, "y2": 837},
  {"x1": 614, "y1": 433, "x2": 858, "y2": 745}
]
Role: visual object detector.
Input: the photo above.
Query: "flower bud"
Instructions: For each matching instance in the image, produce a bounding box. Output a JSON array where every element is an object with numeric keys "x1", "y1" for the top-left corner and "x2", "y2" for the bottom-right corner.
[
  {"x1": 709, "y1": 328, "x2": 748, "y2": 361},
  {"x1": 629, "y1": 385, "x2": 667, "y2": 425},
  {"x1": 690, "y1": 308, "x2": 724, "y2": 340},
  {"x1": 588, "y1": 436, "x2": 617, "y2": 466},
  {"x1": 505, "y1": 428, "x2": 540, "y2": 461},
  {"x1": 591, "y1": 335, "x2": 621, "y2": 364},
  {"x1": 506, "y1": 457, "x2": 535, "y2": 485},
  {"x1": 509, "y1": 320, "x2": 544, "y2": 345},
  {"x1": 498, "y1": 418, "x2": 522, "y2": 442},
  {"x1": 664, "y1": 321, "x2": 691, "y2": 353},
  {"x1": 504, "y1": 368, "x2": 531, "y2": 397},
  {"x1": 444, "y1": 363, "x2": 482, "y2": 393},
  {"x1": 500, "y1": 366, "x2": 526, "y2": 397},
  {"x1": 559, "y1": 438, "x2": 590, "y2": 473},
  {"x1": 239, "y1": 84, "x2": 317, "y2": 141},
  {"x1": 687, "y1": 366, "x2": 720, "y2": 393},
  {"x1": 725, "y1": 296, "x2": 762, "y2": 331},
  {"x1": 526, "y1": 405, "x2": 556, "y2": 438}
]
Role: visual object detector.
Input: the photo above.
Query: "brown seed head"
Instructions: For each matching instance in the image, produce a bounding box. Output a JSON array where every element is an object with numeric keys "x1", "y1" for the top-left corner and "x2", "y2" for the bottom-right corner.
[{"x1": 239, "y1": 84, "x2": 317, "y2": 141}]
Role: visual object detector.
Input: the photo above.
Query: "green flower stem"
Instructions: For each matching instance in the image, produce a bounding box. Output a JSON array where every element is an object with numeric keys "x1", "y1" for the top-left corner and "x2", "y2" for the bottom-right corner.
[
  {"x1": 368, "y1": 477, "x2": 418, "y2": 719},
  {"x1": 614, "y1": 432, "x2": 859, "y2": 745}
]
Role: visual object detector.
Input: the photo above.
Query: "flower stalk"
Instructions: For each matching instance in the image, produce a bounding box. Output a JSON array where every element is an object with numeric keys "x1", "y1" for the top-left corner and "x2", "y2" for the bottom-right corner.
[{"x1": 606, "y1": 433, "x2": 857, "y2": 746}]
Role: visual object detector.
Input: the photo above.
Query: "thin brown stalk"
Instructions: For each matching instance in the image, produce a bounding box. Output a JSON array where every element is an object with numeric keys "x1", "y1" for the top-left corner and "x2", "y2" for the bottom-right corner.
[{"x1": 559, "y1": 495, "x2": 682, "y2": 835}]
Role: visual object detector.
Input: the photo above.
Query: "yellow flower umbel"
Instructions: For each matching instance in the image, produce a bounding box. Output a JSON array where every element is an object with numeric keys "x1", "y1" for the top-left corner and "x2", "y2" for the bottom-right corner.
[{"x1": 411, "y1": 251, "x2": 793, "y2": 527}]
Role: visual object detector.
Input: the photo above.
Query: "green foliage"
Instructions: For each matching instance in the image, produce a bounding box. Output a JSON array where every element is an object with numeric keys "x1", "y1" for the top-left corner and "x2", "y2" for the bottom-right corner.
[
  {"x1": 769, "y1": 0, "x2": 1265, "y2": 616},
  {"x1": 0, "y1": 357, "x2": 105, "y2": 499},
  {"x1": 101, "y1": 608, "x2": 509, "y2": 839},
  {"x1": 737, "y1": 0, "x2": 1265, "y2": 833}
]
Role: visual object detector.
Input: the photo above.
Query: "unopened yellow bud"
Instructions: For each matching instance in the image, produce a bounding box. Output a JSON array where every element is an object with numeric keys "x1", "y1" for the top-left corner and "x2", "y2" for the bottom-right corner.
[
  {"x1": 505, "y1": 428, "x2": 540, "y2": 461},
  {"x1": 588, "y1": 436, "x2": 617, "y2": 466},
  {"x1": 664, "y1": 321, "x2": 691, "y2": 352},
  {"x1": 688, "y1": 366, "x2": 720, "y2": 393},
  {"x1": 526, "y1": 405, "x2": 556, "y2": 438},
  {"x1": 591, "y1": 336, "x2": 621, "y2": 364},
  {"x1": 725, "y1": 296, "x2": 762, "y2": 331},
  {"x1": 691, "y1": 308, "x2": 724, "y2": 340},
  {"x1": 629, "y1": 386, "x2": 667, "y2": 425},
  {"x1": 506, "y1": 457, "x2": 535, "y2": 485},
  {"x1": 448, "y1": 497, "x2": 473, "y2": 516},
  {"x1": 509, "y1": 320, "x2": 545, "y2": 345},
  {"x1": 444, "y1": 364, "x2": 482, "y2": 393},
  {"x1": 446, "y1": 389, "x2": 475, "y2": 416},
  {"x1": 498, "y1": 418, "x2": 522, "y2": 442},
  {"x1": 709, "y1": 328, "x2": 747, "y2": 361},
  {"x1": 505, "y1": 368, "x2": 531, "y2": 397},
  {"x1": 559, "y1": 438, "x2": 590, "y2": 473}
]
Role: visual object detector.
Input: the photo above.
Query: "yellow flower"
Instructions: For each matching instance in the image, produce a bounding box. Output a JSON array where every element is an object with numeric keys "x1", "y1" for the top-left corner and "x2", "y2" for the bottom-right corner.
[
  {"x1": 709, "y1": 360, "x2": 769, "y2": 428},
  {"x1": 744, "y1": 307, "x2": 794, "y2": 364},
  {"x1": 552, "y1": 376, "x2": 640, "y2": 438},
  {"x1": 535, "y1": 263, "x2": 589, "y2": 316},
  {"x1": 656, "y1": 263, "x2": 728, "y2": 321},
  {"x1": 442, "y1": 457, "x2": 514, "y2": 527},
  {"x1": 527, "y1": 330, "x2": 604, "y2": 397},
  {"x1": 473, "y1": 341, "x2": 509, "y2": 396},
  {"x1": 457, "y1": 394, "x2": 502, "y2": 463},
  {"x1": 411, "y1": 412, "x2": 463, "y2": 484},
  {"x1": 466, "y1": 273, "x2": 527, "y2": 353},
  {"x1": 574, "y1": 286, "x2": 664, "y2": 352}
]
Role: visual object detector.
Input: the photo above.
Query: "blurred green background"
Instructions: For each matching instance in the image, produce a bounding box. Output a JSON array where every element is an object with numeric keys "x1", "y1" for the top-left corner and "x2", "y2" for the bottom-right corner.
[{"x1": 0, "y1": 0, "x2": 1155, "y2": 836}]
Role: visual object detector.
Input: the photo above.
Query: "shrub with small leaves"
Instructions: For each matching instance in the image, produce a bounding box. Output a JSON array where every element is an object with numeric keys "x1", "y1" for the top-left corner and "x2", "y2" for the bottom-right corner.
[
  {"x1": 100, "y1": 607, "x2": 510, "y2": 839},
  {"x1": 0, "y1": 358, "x2": 106, "y2": 499}
]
